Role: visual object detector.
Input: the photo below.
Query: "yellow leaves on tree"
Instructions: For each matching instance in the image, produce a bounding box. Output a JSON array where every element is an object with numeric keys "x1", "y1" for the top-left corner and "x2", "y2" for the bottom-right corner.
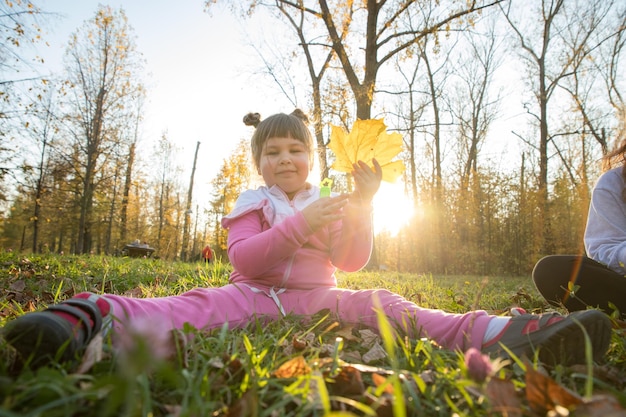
[{"x1": 328, "y1": 119, "x2": 405, "y2": 183}]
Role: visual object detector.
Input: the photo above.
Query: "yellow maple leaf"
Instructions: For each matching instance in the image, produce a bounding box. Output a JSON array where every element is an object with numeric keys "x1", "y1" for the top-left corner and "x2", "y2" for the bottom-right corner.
[{"x1": 328, "y1": 119, "x2": 405, "y2": 182}]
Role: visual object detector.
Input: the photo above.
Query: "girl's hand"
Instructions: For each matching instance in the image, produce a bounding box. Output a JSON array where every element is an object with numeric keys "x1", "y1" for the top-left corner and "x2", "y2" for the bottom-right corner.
[
  {"x1": 351, "y1": 158, "x2": 382, "y2": 204},
  {"x1": 301, "y1": 194, "x2": 349, "y2": 231}
]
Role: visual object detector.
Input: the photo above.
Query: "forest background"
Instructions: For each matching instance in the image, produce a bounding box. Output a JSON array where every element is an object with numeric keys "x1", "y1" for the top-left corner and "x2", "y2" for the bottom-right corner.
[{"x1": 1, "y1": 0, "x2": 625, "y2": 277}]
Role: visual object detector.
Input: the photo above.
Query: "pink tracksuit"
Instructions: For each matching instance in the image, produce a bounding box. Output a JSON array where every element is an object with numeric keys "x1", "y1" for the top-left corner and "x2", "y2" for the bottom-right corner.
[{"x1": 103, "y1": 184, "x2": 491, "y2": 352}]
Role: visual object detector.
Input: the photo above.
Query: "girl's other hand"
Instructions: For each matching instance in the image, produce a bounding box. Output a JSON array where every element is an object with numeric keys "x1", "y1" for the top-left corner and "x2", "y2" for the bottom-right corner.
[
  {"x1": 301, "y1": 194, "x2": 349, "y2": 231},
  {"x1": 352, "y1": 158, "x2": 382, "y2": 204}
]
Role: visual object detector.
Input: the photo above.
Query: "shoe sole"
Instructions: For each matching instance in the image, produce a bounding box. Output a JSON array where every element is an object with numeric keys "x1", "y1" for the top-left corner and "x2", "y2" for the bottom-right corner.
[
  {"x1": 3, "y1": 312, "x2": 79, "y2": 368},
  {"x1": 489, "y1": 310, "x2": 612, "y2": 366}
]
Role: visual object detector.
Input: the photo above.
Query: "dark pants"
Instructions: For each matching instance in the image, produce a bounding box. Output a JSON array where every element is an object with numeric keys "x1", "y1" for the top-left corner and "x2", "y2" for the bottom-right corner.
[{"x1": 533, "y1": 254, "x2": 626, "y2": 318}]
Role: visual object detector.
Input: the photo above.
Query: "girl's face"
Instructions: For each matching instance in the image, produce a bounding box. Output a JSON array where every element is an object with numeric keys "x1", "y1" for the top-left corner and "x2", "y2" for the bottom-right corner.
[{"x1": 259, "y1": 136, "x2": 311, "y2": 199}]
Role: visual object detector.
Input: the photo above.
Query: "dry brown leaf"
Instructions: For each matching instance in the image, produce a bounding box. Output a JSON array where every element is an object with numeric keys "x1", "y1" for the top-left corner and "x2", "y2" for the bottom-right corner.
[
  {"x1": 525, "y1": 365, "x2": 583, "y2": 415},
  {"x1": 372, "y1": 372, "x2": 394, "y2": 395},
  {"x1": 363, "y1": 342, "x2": 387, "y2": 363},
  {"x1": 9, "y1": 280, "x2": 25, "y2": 292},
  {"x1": 573, "y1": 395, "x2": 626, "y2": 416},
  {"x1": 334, "y1": 325, "x2": 360, "y2": 342},
  {"x1": 358, "y1": 329, "x2": 380, "y2": 347},
  {"x1": 273, "y1": 355, "x2": 311, "y2": 378},
  {"x1": 363, "y1": 391, "x2": 394, "y2": 417},
  {"x1": 419, "y1": 369, "x2": 436, "y2": 384},
  {"x1": 123, "y1": 287, "x2": 144, "y2": 298},
  {"x1": 226, "y1": 389, "x2": 258, "y2": 417},
  {"x1": 326, "y1": 365, "x2": 365, "y2": 396},
  {"x1": 484, "y1": 377, "x2": 523, "y2": 417},
  {"x1": 570, "y1": 364, "x2": 624, "y2": 386},
  {"x1": 292, "y1": 335, "x2": 308, "y2": 350},
  {"x1": 75, "y1": 333, "x2": 104, "y2": 374},
  {"x1": 342, "y1": 350, "x2": 362, "y2": 363},
  {"x1": 320, "y1": 343, "x2": 335, "y2": 356}
]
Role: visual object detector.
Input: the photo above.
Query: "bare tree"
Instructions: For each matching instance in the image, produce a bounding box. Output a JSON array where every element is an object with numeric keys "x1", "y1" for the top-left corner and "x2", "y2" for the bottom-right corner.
[
  {"x1": 28, "y1": 90, "x2": 56, "y2": 252},
  {"x1": 0, "y1": 0, "x2": 49, "y2": 192},
  {"x1": 181, "y1": 141, "x2": 200, "y2": 261},
  {"x1": 390, "y1": 53, "x2": 427, "y2": 205},
  {"x1": 500, "y1": 0, "x2": 624, "y2": 254},
  {"x1": 208, "y1": 2, "x2": 343, "y2": 180},
  {"x1": 209, "y1": 139, "x2": 251, "y2": 259},
  {"x1": 152, "y1": 131, "x2": 181, "y2": 257},
  {"x1": 208, "y1": 0, "x2": 503, "y2": 164},
  {"x1": 0, "y1": 0, "x2": 47, "y2": 113},
  {"x1": 61, "y1": 5, "x2": 145, "y2": 254},
  {"x1": 313, "y1": 0, "x2": 503, "y2": 120},
  {"x1": 452, "y1": 22, "x2": 503, "y2": 189}
]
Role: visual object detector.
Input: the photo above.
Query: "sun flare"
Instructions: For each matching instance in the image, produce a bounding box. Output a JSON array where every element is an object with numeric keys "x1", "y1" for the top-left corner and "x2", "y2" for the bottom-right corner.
[{"x1": 372, "y1": 181, "x2": 414, "y2": 236}]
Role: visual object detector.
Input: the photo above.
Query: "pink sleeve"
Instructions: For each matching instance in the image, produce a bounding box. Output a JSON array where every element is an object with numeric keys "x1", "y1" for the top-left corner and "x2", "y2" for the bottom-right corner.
[
  {"x1": 226, "y1": 209, "x2": 315, "y2": 277},
  {"x1": 329, "y1": 205, "x2": 374, "y2": 271}
]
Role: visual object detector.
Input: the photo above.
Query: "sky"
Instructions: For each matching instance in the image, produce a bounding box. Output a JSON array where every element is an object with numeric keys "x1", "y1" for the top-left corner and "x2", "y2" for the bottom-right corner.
[
  {"x1": 36, "y1": 0, "x2": 278, "y2": 174},
  {"x1": 29, "y1": 0, "x2": 414, "y2": 235}
]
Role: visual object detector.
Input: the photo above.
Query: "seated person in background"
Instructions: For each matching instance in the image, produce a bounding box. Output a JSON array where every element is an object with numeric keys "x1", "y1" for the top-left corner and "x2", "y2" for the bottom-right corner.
[{"x1": 533, "y1": 137, "x2": 626, "y2": 318}]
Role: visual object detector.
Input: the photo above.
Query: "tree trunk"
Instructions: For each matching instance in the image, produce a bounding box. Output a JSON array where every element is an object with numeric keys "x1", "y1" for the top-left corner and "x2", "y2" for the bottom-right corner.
[{"x1": 181, "y1": 141, "x2": 200, "y2": 261}]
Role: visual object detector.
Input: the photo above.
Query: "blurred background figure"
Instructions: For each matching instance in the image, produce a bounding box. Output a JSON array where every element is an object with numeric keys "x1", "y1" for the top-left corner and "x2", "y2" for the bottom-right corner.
[{"x1": 202, "y1": 245, "x2": 213, "y2": 265}]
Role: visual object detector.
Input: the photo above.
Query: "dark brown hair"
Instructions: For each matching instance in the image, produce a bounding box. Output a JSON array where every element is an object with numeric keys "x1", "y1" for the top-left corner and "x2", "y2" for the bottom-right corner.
[
  {"x1": 243, "y1": 109, "x2": 313, "y2": 170},
  {"x1": 602, "y1": 137, "x2": 626, "y2": 201}
]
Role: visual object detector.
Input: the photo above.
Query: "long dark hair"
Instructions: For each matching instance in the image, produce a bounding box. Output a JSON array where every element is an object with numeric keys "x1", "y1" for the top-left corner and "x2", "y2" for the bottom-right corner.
[{"x1": 603, "y1": 138, "x2": 626, "y2": 201}]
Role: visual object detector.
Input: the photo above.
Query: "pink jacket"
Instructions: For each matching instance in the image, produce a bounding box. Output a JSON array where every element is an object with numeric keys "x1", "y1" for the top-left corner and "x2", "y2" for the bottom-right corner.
[{"x1": 221, "y1": 184, "x2": 373, "y2": 290}]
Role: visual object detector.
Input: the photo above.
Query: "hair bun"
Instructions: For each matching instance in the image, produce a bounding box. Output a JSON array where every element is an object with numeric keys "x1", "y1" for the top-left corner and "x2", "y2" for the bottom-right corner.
[
  {"x1": 291, "y1": 109, "x2": 309, "y2": 125},
  {"x1": 243, "y1": 112, "x2": 261, "y2": 127}
]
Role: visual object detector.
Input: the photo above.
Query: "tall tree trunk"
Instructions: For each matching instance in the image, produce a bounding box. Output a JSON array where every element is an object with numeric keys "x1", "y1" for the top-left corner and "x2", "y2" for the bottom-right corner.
[
  {"x1": 181, "y1": 141, "x2": 200, "y2": 261},
  {"x1": 105, "y1": 166, "x2": 119, "y2": 254},
  {"x1": 77, "y1": 87, "x2": 106, "y2": 254},
  {"x1": 119, "y1": 141, "x2": 136, "y2": 244},
  {"x1": 32, "y1": 138, "x2": 47, "y2": 253}
]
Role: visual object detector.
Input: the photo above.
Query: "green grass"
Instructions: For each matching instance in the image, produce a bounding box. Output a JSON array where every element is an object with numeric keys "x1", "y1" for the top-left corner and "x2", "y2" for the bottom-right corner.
[{"x1": 0, "y1": 252, "x2": 625, "y2": 416}]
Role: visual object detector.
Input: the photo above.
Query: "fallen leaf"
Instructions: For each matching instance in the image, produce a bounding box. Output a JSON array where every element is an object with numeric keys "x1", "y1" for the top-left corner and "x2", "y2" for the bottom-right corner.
[
  {"x1": 372, "y1": 372, "x2": 394, "y2": 394},
  {"x1": 273, "y1": 355, "x2": 311, "y2": 378},
  {"x1": 525, "y1": 364, "x2": 582, "y2": 415},
  {"x1": 334, "y1": 324, "x2": 360, "y2": 342},
  {"x1": 123, "y1": 287, "x2": 144, "y2": 298},
  {"x1": 226, "y1": 389, "x2": 258, "y2": 417},
  {"x1": 342, "y1": 350, "x2": 362, "y2": 363},
  {"x1": 326, "y1": 365, "x2": 365, "y2": 396},
  {"x1": 364, "y1": 391, "x2": 394, "y2": 417},
  {"x1": 484, "y1": 377, "x2": 523, "y2": 417},
  {"x1": 573, "y1": 395, "x2": 626, "y2": 416},
  {"x1": 292, "y1": 335, "x2": 308, "y2": 350},
  {"x1": 320, "y1": 343, "x2": 335, "y2": 356},
  {"x1": 358, "y1": 328, "x2": 380, "y2": 347},
  {"x1": 9, "y1": 280, "x2": 25, "y2": 292},
  {"x1": 363, "y1": 342, "x2": 387, "y2": 363},
  {"x1": 419, "y1": 369, "x2": 436, "y2": 384},
  {"x1": 76, "y1": 333, "x2": 104, "y2": 374}
]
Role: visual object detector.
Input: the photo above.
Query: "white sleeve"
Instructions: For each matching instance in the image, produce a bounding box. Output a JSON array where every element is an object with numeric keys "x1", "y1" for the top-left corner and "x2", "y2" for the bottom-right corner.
[{"x1": 584, "y1": 169, "x2": 626, "y2": 276}]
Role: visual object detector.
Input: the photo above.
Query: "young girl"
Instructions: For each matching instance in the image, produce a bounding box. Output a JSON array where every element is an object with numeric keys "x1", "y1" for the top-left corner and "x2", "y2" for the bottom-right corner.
[
  {"x1": 534, "y1": 138, "x2": 626, "y2": 318},
  {"x1": 3, "y1": 110, "x2": 612, "y2": 369}
]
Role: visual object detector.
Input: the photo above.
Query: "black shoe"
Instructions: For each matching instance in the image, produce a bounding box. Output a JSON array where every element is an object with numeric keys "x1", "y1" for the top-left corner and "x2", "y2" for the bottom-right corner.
[
  {"x1": 3, "y1": 298, "x2": 104, "y2": 369},
  {"x1": 482, "y1": 309, "x2": 612, "y2": 366}
]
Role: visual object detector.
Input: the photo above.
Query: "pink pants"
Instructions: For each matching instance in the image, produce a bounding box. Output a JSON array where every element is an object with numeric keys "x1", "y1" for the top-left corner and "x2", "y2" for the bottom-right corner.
[{"x1": 103, "y1": 284, "x2": 491, "y2": 352}]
